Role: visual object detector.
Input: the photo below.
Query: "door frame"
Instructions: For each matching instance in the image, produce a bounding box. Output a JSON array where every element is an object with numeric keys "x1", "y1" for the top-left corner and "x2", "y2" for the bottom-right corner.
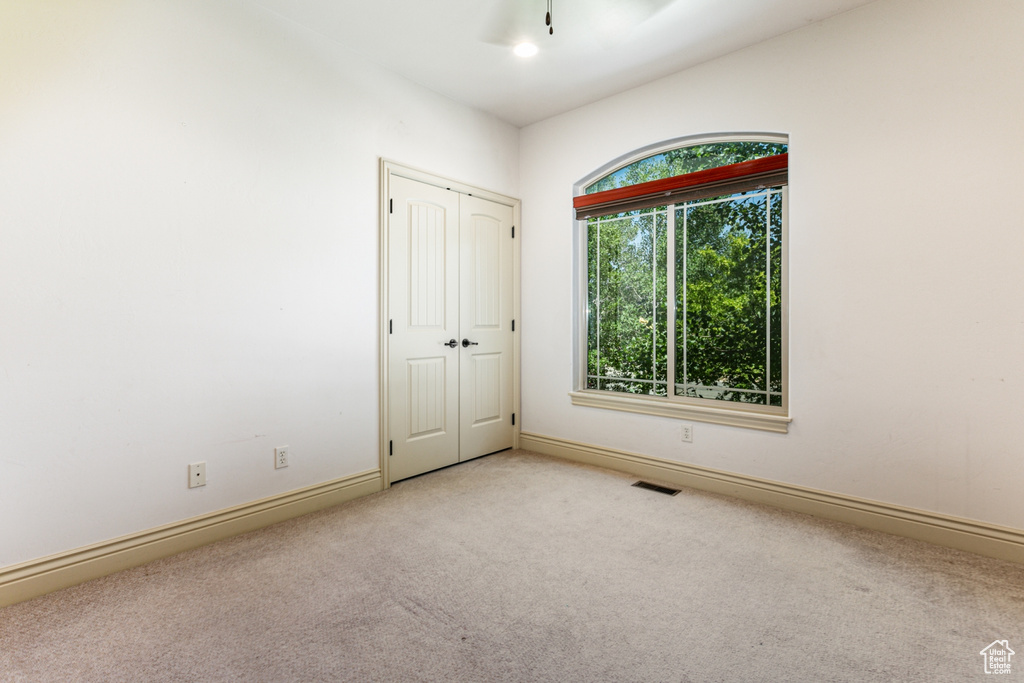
[{"x1": 379, "y1": 159, "x2": 521, "y2": 487}]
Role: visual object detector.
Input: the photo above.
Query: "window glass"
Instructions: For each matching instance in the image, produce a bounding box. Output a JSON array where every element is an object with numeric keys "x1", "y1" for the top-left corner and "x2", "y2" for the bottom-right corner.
[
  {"x1": 582, "y1": 137, "x2": 787, "y2": 416},
  {"x1": 587, "y1": 208, "x2": 668, "y2": 395},
  {"x1": 586, "y1": 141, "x2": 788, "y2": 195},
  {"x1": 676, "y1": 188, "x2": 782, "y2": 406}
]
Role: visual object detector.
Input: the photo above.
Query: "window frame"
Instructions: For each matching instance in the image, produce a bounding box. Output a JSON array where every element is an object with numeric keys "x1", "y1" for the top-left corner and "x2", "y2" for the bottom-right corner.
[{"x1": 570, "y1": 132, "x2": 792, "y2": 434}]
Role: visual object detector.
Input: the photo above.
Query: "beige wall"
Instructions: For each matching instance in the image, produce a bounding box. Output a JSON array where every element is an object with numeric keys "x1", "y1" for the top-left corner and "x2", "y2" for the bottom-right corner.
[
  {"x1": 519, "y1": 0, "x2": 1024, "y2": 529},
  {"x1": 0, "y1": 0, "x2": 519, "y2": 567}
]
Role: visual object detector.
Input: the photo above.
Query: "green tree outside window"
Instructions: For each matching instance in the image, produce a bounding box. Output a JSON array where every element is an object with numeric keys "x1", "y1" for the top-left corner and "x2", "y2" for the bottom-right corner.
[{"x1": 586, "y1": 141, "x2": 786, "y2": 408}]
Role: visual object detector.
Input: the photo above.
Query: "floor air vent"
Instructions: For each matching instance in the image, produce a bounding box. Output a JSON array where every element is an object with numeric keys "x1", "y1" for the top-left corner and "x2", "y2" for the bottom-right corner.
[{"x1": 631, "y1": 481, "x2": 680, "y2": 496}]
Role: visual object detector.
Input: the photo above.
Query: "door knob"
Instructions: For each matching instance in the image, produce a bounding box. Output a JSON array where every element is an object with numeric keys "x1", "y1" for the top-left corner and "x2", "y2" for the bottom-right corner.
[
  {"x1": 462, "y1": 338, "x2": 479, "y2": 347},
  {"x1": 443, "y1": 339, "x2": 459, "y2": 348}
]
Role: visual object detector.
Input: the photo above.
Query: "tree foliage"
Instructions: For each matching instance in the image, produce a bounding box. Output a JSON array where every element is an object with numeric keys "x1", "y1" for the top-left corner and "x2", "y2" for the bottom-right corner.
[
  {"x1": 586, "y1": 141, "x2": 785, "y2": 406},
  {"x1": 587, "y1": 210, "x2": 668, "y2": 395},
  {"x1": 586, "y1": 141, "x2": 787, "y2": 194}
]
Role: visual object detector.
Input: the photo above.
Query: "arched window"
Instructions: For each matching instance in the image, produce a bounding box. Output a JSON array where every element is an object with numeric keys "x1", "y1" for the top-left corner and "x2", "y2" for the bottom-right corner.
[{"x1": 571, "y1": 134, "x2": 791, "y2": 432}]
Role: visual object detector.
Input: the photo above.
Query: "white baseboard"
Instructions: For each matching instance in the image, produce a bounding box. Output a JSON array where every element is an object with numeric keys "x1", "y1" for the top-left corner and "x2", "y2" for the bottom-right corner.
[
  {"x1": 520, "y1": 432, "x2": 1024, "y2": 565},
  {"x1": 0, "y1": 469, "x2": 383, "y2": 607}
]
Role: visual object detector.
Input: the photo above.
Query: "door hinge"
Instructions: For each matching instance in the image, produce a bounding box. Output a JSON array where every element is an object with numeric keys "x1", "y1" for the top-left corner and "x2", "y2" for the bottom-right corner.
[
  {"x1": 512, "y1": 413, "x2": 516, "y2": 426},
  {"x1": 512, "y1": 319, "x2": 515, "y2": 332},
  {"x1": 389, "y1": 319, "x2": 393, "y2": 334},
  {"x1": 389, "y1": 198, "x2": 393, "y2": 214},
  {"x1": 389, "y1": 440, "x2": 393, "y2": 456},
  {"x1": 511, "y1": 225, "x2": 515, "y2": 238}
]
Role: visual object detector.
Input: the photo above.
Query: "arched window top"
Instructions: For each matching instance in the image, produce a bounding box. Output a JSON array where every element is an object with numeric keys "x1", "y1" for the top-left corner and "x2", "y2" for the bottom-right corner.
[
  {"x1": 574, "y1": 135, "x2": 788, "y2": 220},
  {"x1": 585, "y1": 139, "x2": 788, "y2": 195}
]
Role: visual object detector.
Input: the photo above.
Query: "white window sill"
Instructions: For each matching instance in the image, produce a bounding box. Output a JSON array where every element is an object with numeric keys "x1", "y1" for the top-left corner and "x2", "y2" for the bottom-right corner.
[{"x1": 569, "y1": 390, "x2": 791, "y2": 434}]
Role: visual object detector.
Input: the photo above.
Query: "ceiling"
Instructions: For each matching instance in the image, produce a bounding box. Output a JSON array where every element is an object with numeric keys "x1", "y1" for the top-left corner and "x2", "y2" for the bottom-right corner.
[{"x1": 248, "y1": 0, "x2": 877, "y2": 127}]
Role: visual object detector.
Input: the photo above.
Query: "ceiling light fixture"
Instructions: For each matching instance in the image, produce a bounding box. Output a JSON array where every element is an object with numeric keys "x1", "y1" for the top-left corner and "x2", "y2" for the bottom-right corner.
[{"x1": 514, "y1": 42, "x2": 538, "y2": 58}]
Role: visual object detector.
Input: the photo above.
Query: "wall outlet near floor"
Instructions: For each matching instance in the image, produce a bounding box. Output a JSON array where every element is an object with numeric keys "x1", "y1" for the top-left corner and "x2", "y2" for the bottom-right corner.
[
  {"x1": 680, "y1": 424, "x2": 693, "y2": 443},
  {"x1": 275, "y1": 446, "x2": 289, "y2": 469},
  {"x1": 188, "y1": 462, "x2": 206, "y2": 488}
]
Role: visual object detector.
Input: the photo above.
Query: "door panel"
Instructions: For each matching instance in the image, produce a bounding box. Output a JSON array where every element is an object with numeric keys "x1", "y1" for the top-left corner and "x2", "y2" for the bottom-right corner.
[
  {"x1": 388, "y1": 176, "x2": 460, "y2": 482},
  {"x1": 471, "y1": 217, "x2": 501, "y2": 327},
  {"x1": 459, "y1": 195, "x2": 515, "y2": 461},
  {"x1": 406, "y1": 357, "x2": 448, "y2": 438},
  {"x1": 407, "y1": 201, "x2": 446, "y2": 328},
  {"x1": 470, "y1": 352, "x2": 502, "y2": 425}
]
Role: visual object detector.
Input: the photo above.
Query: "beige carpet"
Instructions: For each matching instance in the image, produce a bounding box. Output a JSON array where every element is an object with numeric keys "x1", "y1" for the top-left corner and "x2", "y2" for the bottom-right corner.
[{"x1": 1, "y1": 450, "x2": 1022, "y2": 682}]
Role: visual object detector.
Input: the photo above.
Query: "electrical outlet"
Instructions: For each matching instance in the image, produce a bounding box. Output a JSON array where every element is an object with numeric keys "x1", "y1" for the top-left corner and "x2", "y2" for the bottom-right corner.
[
  {"x1": 680, "y1": 424, "x2": 693, "y2": 443},
  {"x1": 189, "y1": 462, "x2": 206, "y2": 488},
  {"x1": 275, "y1": 446, "x2": 289, "y2": 469}
]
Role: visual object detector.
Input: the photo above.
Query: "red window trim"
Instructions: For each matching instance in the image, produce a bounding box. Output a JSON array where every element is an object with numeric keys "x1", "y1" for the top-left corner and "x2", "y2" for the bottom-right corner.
[{"x1": 574, "y1": 153, "x2": 788, "y2": 219}]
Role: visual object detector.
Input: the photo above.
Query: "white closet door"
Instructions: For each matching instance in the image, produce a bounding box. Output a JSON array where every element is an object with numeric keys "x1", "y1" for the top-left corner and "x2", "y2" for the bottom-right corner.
[
  {"x1": 387, "y1": 176, "x2": 461, "y2": 482},
  {"x1": 458, "y1": 194, "x2": 515, "y2": 461}
]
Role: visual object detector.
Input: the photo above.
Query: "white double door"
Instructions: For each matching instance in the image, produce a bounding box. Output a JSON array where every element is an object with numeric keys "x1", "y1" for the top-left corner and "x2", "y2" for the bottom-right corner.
[{"x1": 387, "y1": 175, "x2": 515, "y2": 483}]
